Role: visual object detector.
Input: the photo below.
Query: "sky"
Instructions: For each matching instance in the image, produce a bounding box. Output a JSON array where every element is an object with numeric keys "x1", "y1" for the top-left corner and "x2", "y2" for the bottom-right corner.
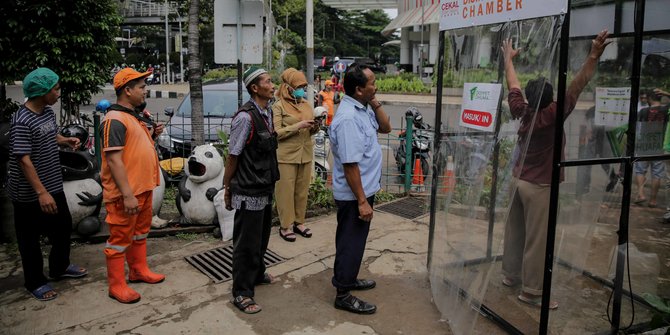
[{"x1": 384, "y1": 8, "x2": 397, "y2": 20}]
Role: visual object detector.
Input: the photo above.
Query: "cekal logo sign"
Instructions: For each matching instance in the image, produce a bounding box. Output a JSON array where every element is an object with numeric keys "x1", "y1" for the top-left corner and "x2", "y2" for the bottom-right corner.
[
  {"x1": 459, "y1": 83, "x2": 502, "y2": 132},
  {"x1": 441, "y1": 1, "x2": 459, "y2": 17}
]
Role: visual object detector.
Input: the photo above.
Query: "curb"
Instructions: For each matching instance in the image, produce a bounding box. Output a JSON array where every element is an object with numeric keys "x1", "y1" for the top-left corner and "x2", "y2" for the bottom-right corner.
[{"x1": 146, "y1": 90, "x2": 184, "y2": 99}]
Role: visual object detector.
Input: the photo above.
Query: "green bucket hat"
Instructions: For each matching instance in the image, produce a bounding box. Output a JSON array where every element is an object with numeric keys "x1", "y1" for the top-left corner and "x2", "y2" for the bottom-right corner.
[{"x1": 23, "y1": 67, "x2": 59, "y2": 99}]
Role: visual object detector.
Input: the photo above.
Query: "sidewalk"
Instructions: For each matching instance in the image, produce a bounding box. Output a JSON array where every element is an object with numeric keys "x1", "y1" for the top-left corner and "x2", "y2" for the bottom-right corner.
[{"x1": 0, "y1": 208, "x2": 456, "y2": 334}]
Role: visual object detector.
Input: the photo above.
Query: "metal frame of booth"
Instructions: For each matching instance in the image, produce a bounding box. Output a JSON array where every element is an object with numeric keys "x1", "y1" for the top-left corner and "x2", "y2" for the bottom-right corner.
[{"x1": 427, "y1": 0, "x2": 669, "y2": 333}]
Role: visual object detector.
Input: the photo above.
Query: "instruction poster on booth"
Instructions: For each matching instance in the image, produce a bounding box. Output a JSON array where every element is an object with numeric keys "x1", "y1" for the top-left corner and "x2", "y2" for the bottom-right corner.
[
  {"x1": 459, "y1": 83, "x2": 502, "y2": 132},
  {"x1": 595, "y1": 87, "x2": 631, "y2": 127}
]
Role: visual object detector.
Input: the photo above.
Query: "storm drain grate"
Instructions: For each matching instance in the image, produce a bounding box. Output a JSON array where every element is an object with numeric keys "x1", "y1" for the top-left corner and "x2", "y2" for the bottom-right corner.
[
  {"x1": 376, "y1": 196, "x2": 429, "y2": 219},
  {"x1": 185, "y1": 245, "x2": 286, "y2": 284}
]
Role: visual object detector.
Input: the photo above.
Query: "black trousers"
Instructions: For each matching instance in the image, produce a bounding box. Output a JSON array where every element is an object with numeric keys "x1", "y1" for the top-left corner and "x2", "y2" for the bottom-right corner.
[
  {"x1": 332, "y1": 196, "x2": 374, "y2": 292},
  {"x1": 13, "y1": 191, "x2": 72, "y2": 292},
  {"x1": 232, "y1": 201, "x2": 272, "y2": 298}
]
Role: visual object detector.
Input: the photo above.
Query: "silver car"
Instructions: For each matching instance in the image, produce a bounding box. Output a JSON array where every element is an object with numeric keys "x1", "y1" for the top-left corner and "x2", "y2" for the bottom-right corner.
[{"x1": 157, "y1": 79, "x2": 249, "y2": 158}]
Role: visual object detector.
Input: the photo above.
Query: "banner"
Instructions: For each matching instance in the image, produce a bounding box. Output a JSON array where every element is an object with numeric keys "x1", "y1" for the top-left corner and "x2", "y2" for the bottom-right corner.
[
  {"x1": 459, "y1": 83, "x2": 502, "y2": 132},
  {"x1": 440, "y1": 0, "x2": 567, "y2": 31}
]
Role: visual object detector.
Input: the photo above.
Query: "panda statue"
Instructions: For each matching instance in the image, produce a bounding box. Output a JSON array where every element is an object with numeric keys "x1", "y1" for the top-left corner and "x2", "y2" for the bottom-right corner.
[
  {"x1": 59, "y1": 124, "x2": 103, "y2": 236},
  {"x1": 176, "y1": 145, "x2": 224, "y2": 225}
]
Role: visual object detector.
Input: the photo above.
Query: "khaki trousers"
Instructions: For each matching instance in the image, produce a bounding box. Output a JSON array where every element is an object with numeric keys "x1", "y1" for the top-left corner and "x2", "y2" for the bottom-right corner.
[
  {"x1": 502, "y1": 178, "x2": 550, "y2": 295},
  {"x1": 275, "y1": 162, "x2": 312, "y2": 229}
]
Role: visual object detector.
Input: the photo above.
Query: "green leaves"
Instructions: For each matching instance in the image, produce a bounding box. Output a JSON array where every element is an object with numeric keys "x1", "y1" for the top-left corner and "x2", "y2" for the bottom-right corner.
[
  {"x1": 0, "y1": 0, "x2": 122, "y2": 117},
  {"x1": 376, "y1": 75, "x2": 429, "y2": 94}
]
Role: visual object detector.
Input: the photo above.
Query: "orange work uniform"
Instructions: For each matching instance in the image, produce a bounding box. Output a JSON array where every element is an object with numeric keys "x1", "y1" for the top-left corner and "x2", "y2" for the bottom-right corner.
[
  {"x1": 319, "y1": 90, "x2": 336, "y2": 126},
  {"x1": 100, "y1": 107, "x2": 163, "y2": 303}
]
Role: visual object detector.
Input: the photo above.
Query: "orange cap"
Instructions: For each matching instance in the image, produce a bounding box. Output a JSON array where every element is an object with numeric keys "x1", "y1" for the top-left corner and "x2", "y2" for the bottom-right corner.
[
  {"x1": 113, "y1": 68, "x2": 151, "y2": 90},
  {"x1": 325, "y1": 80, "x2": 333, "y2": 86}
]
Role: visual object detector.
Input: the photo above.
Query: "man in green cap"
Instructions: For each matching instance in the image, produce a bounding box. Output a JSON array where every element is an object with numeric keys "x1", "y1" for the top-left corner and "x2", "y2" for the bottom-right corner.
[{"x1": 7, "y1": 67, "x2": 88, "y2": 302}]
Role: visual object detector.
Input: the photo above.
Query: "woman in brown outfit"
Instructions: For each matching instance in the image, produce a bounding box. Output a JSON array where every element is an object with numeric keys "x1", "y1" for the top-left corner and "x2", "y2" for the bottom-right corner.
[{"x1": 273, "y1": 68, "x2": 320, "y2": 241}]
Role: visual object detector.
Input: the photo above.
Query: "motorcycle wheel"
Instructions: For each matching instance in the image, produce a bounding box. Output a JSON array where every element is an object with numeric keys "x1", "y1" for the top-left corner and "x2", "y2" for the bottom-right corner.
[{"x1": 314, "y1": 163, "x2": 328, "y2": 182}]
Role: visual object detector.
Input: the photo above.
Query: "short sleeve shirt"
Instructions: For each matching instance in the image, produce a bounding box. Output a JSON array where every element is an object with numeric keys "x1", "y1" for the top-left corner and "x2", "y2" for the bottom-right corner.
[
  {"x1": 7, "y1": 105, "x2": 63, "y2": 202},
  {"x1": 329, "y1": 95, "x2": 381, "y2": 201},
  {"x1": 99, "y1": 109, "x2": 159, "y2": 202}
]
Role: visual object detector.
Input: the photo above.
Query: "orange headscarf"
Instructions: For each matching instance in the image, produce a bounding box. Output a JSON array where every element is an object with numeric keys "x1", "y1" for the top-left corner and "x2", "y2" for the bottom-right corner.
[{"x1": 277, "y1": 68, "x2": 313, "y2": 120}]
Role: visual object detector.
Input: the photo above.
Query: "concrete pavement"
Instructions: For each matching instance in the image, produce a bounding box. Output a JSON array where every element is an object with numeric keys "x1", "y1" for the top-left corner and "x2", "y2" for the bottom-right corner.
[{"x1": 0, "y1": 208, "x2": 455, "y2": 334}]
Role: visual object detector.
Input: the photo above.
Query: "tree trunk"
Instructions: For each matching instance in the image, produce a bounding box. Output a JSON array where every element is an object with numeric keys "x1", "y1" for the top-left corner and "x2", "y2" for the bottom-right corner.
[{"x1": 188, "y1": 0, "x2": 204, "y2": 146}]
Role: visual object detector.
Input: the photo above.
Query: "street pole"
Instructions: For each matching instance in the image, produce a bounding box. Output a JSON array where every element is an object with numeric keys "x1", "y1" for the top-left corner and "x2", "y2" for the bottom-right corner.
[
  {"x1": 164, "y1": 0, "x2": 171, "y2": 84},
  {"x1": 178, "y1": 18, "x2": 184, "y2": 83},
  {"x1": 419, "y1": 0, "x2": 424, "y2": 79},
  {"x1": 306, "y1": 0, "x2": 314, "y2": 108},
  {"x1": 236, "y1": 0, "x2": 243, "y2": 108},
  {"x1": 268, "y1": 0, "x2": 272, "y2": 71}
]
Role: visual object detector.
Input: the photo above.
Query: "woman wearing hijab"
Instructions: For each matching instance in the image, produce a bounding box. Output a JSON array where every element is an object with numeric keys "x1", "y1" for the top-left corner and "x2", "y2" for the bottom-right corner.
[{"x1": 272, "y1": 68, "x2": 320, "y2": 242}]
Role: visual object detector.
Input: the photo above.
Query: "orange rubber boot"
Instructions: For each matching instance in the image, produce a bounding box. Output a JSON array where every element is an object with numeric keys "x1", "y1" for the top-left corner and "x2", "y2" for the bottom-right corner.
[
  {"x1": 127, "y1": 240, "x2": 165, "y2": 284},
  {"x1": 107, "y1": 254, "x2": 141, "y2": 304}
]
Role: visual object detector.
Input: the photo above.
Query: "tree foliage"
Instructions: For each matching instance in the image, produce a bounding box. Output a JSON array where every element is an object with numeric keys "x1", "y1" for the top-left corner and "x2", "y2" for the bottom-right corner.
[
  {"x1": 0, "y1": 0, "x2": 122, "y2": 119},
  {"x1": 272, "y1": 0, "x2": 398, "y2": 67}
]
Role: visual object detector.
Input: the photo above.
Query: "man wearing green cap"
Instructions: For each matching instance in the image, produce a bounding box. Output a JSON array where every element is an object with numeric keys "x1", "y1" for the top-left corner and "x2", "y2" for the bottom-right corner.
[
  {"x1": 223, "y1": 66, "x2": 280, "y2": 314},
  {"x1": 7, "y1": 67, "x2": 88, "y2": 302}
]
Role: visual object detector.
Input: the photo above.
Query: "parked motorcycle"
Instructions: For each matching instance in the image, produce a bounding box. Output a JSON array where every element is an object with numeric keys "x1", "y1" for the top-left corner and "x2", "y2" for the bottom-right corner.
[
  {"x1": 313, "y1": 106, "x2": 330, "y2": 181},
  {"x1": 395, "y1": 107, "x2": 432, "y2": 181}
]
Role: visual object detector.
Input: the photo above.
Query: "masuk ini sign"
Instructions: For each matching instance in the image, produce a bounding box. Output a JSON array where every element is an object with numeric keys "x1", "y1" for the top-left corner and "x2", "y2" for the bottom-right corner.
[{"x1": 459, "y1": 83, "x2": 502, "y2": 132}]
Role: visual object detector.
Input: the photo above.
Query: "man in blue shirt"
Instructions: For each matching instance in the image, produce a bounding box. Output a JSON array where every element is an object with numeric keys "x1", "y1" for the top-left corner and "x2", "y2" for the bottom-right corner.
[{"x1": 329, "y1": 63, "x2": 391, "y2": 314}]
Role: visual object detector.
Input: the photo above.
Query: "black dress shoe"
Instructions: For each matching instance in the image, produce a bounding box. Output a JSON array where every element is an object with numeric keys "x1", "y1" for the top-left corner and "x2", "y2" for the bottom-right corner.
[
  {"x1": 352, "y1": 279, "x2": 376, "y2": 290},
  {"x1": 334, "y1": 294, "x2": 377, "y2": 314}
]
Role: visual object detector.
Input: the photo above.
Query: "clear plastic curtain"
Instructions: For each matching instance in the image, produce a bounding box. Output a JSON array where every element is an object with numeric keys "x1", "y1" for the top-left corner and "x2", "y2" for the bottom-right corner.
[{"x1": 429, "y1": 1, "x2": 670, "y2": 333}]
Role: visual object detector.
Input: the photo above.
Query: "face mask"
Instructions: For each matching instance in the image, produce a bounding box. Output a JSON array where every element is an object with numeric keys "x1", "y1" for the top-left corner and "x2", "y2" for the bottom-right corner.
[{"x1": 292, "y1": 88, "x2": 306, "y2": 100}]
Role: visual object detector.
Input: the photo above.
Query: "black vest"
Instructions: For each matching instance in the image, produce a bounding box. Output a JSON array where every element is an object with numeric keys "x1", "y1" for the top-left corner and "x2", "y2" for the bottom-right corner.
[{"x1": 229, "y1": 101, "x2": 280, "y2": 196}]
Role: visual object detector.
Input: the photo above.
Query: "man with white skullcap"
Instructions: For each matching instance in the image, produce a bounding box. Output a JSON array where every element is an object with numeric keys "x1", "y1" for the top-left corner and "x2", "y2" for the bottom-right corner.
[{"x1": 223, "y1": 66, "x2": 280, "y2": 314}]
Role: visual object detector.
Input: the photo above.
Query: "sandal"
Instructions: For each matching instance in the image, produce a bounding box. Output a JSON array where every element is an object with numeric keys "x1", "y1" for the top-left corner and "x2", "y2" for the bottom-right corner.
[
  {"x1": 279, "y1": 228, "x2": 296, "y2": 242},
  {"x1": 30, "y1": 284, "x2": 58, "y2": 301},
  {"x1": 51, "y1": 264, "x2": 88, "y2": 280},
  {"x1": 518, "y1": 294, "x2": 558, "y2": 310},
  {"x1": 502, "y1": 277, "x2": 519, "y2": 287},
  {"x1": 257, "y1": 273, "x2": 278, "y2": 285},
  {"x1": 231, "y1": 296, "x2": 262, "y2": 314},
  {"x1": 293, "y1": 224, "x2": 312, "y2": 238}
]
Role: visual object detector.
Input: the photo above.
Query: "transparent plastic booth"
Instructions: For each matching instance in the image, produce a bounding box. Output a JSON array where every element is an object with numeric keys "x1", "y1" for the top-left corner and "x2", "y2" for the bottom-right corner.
[{"x1": 427, "y1": 0, "x2": 670, "y2": 333}]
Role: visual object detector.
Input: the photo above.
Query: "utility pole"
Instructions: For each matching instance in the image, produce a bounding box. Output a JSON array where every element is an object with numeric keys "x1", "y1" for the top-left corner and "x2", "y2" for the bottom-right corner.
[
  {"x1": 419, "y1": 0, "x2": 424, "y2": 79},
  {"x1": 165, "y1": 0, "x2": 171, "y2": 84},
  {"x1": 306, "y1": 0, "x2": 314, "y2": 108},
  {"x1": 178, "y1": 17, "x2": 184, "y2": 83},
  {"x1": 236, "y1": 0, "x2": 243, "y2": 107}
]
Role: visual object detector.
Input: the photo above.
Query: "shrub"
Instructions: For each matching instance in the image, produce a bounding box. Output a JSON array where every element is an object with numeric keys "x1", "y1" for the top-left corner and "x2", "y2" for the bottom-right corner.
[
  {"x1": 202, "y1": 68, "x2": 237, "y2": 82},
  {"x1": 307, "y1": 177, "x2": 335, "y2": 209},
  {"x1": 376, "y1": 75, "x2": 429, "y2": 94}
]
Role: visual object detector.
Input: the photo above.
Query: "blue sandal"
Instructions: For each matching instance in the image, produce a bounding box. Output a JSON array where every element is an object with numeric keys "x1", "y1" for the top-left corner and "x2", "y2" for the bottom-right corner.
[
  {"x1": 51, "y1": 264, "x2": 88, "y2": 279},
  {"x1": 30, "y1": 284, "x2": 58, "y2": 301}
]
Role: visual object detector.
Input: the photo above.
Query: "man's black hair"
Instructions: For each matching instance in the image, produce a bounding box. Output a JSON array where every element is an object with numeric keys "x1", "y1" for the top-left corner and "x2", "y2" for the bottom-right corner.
[
  {"x1": 343, "y1": 63, "x2": 370, "y2": 97},
  {"x1": 525, "y1": 77, "x2": 554, "y2": 110},
  {"x1": 115, "y1": 77, "x2": 145, "y2": 97},
  {"x1": 246, "y1": 74, "x2": 265, "y2": 95}
]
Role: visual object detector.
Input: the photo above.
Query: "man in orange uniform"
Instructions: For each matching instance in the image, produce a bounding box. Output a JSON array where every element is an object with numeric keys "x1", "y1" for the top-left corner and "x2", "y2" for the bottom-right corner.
[
  {"x1": 318, "y1": 80, "x2": 340, "y2": 126},
  {"x1": 100, "y1": 68, "x2": 165, "y2": 303}
]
